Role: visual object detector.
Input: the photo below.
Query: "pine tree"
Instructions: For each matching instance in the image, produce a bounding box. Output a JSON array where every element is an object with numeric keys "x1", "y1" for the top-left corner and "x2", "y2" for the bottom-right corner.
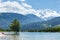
[{"x1": 10, "y1": 19, "x2": 20, "y2": 34}]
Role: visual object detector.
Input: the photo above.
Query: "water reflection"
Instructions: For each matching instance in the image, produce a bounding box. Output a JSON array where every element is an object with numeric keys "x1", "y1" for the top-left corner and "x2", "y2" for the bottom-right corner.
[
  {"x1": 12, "y1": 35, "x2": 19, "y2": 40},
  {"x1": 0, "y1": 34, "x2": 19, "y2": 40}
]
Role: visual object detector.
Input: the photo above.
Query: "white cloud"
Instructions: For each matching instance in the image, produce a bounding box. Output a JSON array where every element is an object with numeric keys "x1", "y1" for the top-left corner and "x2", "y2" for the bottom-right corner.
[
  {"x1": 0, "y1": 1, "x2": 38, "y2": 15},
  {"x1": 21, "y1": 2, "x2": 32, "y2": 8}
]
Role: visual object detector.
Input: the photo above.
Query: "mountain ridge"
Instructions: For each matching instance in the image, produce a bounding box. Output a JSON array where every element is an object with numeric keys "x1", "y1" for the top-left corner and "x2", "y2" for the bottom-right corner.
[
  {"x1": 0, "y1": 12, "x2": 60, "y2": 30},
  {"x1": 0, "y1": 13, "x2": 43, "y2": 29}
]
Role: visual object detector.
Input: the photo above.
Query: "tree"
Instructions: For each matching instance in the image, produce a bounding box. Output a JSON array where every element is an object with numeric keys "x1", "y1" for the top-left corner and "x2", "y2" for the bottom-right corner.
[{"x1": 10, "y1": 19, "x2": 20, "y2": 34}]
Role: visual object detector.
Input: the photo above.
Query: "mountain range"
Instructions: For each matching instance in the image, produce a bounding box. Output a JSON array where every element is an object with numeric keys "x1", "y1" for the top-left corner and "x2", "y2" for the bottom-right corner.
[
  {"x1": 0, "y1": 13, "x2": 43, "y2": 29},
  {"x1": 21, "y1": 17, "x2": 60, "y2": 30},
  {"x1": 0, "y1": 13, "x2": 60, "y2": 30}
]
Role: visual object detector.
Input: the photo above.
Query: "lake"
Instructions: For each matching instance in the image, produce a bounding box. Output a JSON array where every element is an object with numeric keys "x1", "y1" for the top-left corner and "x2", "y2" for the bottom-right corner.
[
  {"x1": 0, "y1": 32, "x2": 19, "y2": 40},
  {"x1": 0, "y1": 32, "x2": 60, "y2": 40},
  {"x1": 20, "y1": 32, "x2": 60, "y2": 40}
]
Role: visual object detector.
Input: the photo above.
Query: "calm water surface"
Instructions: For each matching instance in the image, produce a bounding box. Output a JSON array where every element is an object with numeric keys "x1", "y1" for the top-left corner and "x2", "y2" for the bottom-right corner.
[
  {"x1": 20, "y1": 32, "x2": 60, "y2": 40},
  {"x1": 0, "y1": 32, "x2": 60, "y2": 40}
]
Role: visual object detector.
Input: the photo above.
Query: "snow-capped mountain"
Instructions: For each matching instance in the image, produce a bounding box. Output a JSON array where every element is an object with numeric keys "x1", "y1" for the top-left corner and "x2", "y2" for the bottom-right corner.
[
  {"x1": 37, "y1": 9, "x2": 60, "y2": 20},
  {"x1": 24, "y1": 9, "x2": 60, "y2": 20}
]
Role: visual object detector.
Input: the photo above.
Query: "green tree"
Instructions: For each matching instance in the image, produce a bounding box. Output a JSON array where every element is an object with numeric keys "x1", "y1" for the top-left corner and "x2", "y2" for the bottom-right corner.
[{"x1": 10, "y1": 19, "x2": 20, "y2": 34}]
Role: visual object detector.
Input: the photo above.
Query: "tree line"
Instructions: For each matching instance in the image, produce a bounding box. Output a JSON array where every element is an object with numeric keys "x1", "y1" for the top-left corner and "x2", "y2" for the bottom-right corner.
[{"x1": 21, "y1": 26, "x2": 60, "y2": 32}]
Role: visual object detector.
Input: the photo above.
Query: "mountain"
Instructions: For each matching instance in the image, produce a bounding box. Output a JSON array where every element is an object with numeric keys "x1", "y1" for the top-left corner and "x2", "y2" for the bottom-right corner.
[
  {"x1": 26, "y1": 14, "x2": 43, "y2": 22},
  {"x1": 0, "y1": 13, "x2": 43, "y2": 29},
  {"x1": 0, "y1": 12, "x2": 60, "y2": 30},
  {"x1": 21, "y1": 21, "x2": 50, "y2": 30},
  {"x1": 0, "y1": 13, "x2": 27, "y2": 29},
  {"x1": 47, "y1": 17, "x2": 60, "y2": 26},
  {"x1": 21, "y1": 17, "x2": 60, "y2": 30}
]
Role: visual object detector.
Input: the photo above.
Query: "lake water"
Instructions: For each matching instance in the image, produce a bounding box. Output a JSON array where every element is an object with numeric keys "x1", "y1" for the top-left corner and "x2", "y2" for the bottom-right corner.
[
  {"x1": 0, "y1": 32, "x2": 60, "y2": 40},
  {"x1": 20, "y1": 32, "x2": 60, "y2": 40},
  {"x1": 0, "y1": 32, "x2": 19, "y2": 40}
]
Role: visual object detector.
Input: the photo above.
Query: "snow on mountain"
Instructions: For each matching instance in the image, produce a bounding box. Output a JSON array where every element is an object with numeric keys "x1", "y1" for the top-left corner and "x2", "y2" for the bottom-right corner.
[
  {"x1": 0, "y1": 1, "x2": 60, "y2": 20},
  {"x1": 38, "y1": 9, "x2": 60, "y2": 20}
]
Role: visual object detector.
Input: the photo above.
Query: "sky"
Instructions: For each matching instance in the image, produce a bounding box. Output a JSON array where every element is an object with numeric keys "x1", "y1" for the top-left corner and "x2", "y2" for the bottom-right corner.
[
  {"x1": 26, "y1": 0, "x2": 60, "y2": 11},
  {"x1": 0, "y1": 0, "x2": 60, "y2": 19},
  {"x1": 1, "y1": 0, "x2": 60, "y2": 11}
]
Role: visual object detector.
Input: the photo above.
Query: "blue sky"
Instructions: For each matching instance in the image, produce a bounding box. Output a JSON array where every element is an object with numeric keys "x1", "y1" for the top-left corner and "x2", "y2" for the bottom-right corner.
[
  {"x1": 26, "y1": 0, "x2": 60, "y2": 11},
  {"x1": 0, "y1": 0, "x2": 60, "y2": 11}
]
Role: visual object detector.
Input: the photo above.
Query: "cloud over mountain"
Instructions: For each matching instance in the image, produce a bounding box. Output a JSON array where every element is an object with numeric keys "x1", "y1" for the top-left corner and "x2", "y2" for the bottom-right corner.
[
  {"x1": 0, "y1": 0, "x2": 37, "y2": 14},
  {"x1": 38, "y1": 9, "x2": 60, "y2": 20},
  {"x1": 0, "y1": 0, "x2": 60, "y2": 20}
]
